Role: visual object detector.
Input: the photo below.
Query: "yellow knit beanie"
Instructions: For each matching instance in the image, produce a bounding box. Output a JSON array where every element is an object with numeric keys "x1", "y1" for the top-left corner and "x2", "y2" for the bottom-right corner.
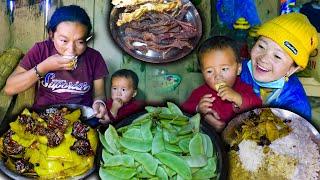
[{"x1": 257, "y1": 13, "x2": 318, "y2": 69}]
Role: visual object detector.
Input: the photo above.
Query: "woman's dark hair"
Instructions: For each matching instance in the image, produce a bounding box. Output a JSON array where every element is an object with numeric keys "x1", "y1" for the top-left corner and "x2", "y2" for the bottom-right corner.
[
  {"x1": 111, "y1": 69, "x2": 139, "y2": 90},
  {"x1": 47, "y1": 5, "x2": 92, "y2": 36},
  {"x1": 198, "y1": 36, "x2": 241, "y2": 66}
]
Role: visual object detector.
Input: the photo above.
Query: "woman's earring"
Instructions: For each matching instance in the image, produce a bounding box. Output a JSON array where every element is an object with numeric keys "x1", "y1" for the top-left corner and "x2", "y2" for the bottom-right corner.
[{"x1": 284, "y1": 75, "x2": 289, "y2": 82}]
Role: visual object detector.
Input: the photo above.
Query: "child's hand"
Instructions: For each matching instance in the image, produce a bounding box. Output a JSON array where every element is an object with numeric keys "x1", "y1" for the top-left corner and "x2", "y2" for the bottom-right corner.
[
  {"x1": 217, "y1": 86, "x2": 242, "y2": 107},
  {"x1": 110, "y1": 98, "x2": 123, "y2": 118},
  {"x1": 198, "y1": 94, "x2": 216, "y2": 114},
  {"x1": 112, "y1": 98, "x2": 123, "y2": 109},
  {"x1": 204, "y1": 113, "x2": 225, "y2": 132}
]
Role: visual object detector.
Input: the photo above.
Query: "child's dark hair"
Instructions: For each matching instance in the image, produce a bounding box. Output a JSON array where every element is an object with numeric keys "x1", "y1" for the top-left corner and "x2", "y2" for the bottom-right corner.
[
  {"x1": 198, "y1": 36, "x2": 240, "y2": 66},
  {"x1": 47, "y1": 5, "x2": 92, "y2": 36},
  {"x1": 111, "y1": 69, "x2": 139, "y2": 90}
]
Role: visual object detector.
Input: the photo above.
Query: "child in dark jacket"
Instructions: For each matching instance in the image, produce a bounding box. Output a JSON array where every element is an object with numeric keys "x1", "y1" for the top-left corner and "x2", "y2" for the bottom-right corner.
[{"x1": 182, "y1": 36, "x2": 262, "y2": 132}]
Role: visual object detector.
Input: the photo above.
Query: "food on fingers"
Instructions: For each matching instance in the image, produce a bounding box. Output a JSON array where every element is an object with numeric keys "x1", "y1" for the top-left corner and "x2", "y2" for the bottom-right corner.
[{"x1": 214, "y1": 82, "x2": 227, "y2": 91}]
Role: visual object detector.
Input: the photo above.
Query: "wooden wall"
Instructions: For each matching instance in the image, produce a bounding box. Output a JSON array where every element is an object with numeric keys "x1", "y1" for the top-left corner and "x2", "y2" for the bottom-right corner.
[
  {"x1": 0, "y1": 2, "x2": 11, "y2": 52},
  {"x1": 255, "y1": 0, "x2": 279, "y2": 23}
]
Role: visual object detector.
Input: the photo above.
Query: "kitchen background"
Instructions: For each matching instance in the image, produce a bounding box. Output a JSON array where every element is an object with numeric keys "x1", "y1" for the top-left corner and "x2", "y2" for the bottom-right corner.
[{"x1": 0, "y1": 0, "x2": 319, "y2": 129}]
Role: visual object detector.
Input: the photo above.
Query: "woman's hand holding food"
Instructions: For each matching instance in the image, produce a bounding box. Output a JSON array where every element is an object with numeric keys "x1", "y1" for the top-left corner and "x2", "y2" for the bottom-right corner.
[{"x1": 37, "y1": 54, "x2": 76, "y2": 73}]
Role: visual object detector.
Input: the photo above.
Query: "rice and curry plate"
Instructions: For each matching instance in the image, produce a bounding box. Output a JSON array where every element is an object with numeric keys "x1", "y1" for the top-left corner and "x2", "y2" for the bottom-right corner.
[{"x1": 223, "y1": 108, "x2": 320, "y2": 180}]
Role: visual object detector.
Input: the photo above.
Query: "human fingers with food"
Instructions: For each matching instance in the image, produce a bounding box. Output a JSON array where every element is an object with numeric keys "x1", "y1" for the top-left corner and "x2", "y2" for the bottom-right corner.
[
  {"x1": 37, "y1": 54, "x2": 77, "y2": 73},
  {"x1": 110, "y1": 98, "x2": 123, "y2": 117},
  {"x1": 217, "y1": 85, "x2": 242, "y2": 107},
  {"x1": 62, "y1": 55, "x2": 78, "y2": 70}
]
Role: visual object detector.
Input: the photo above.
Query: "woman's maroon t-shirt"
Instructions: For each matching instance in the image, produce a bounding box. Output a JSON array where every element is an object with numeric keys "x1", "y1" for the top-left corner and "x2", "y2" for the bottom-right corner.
[{"x1": 20, "y1": 39, "x2": 108, "y2": 109}]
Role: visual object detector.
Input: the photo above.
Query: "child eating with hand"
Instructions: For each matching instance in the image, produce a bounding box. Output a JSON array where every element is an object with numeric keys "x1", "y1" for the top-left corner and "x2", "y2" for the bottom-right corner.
[
  {"x1": 182, "y1": 36, "x2": 262, "y2": 132},
  {"x1": 106, "y1": 69, "x2": 145, "y2": 122}
]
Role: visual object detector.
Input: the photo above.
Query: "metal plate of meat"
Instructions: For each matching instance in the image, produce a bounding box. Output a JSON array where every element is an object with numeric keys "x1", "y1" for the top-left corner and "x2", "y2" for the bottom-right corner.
[
  {"x1": 0, "y1": 104, "x2": 99, "y2": 180},
  {"x1": 222, "y1": 108, "x2": 320, "y2": 147},
  {"x1": 109, "y1": 0, "x2": 202, "y2": 63}
]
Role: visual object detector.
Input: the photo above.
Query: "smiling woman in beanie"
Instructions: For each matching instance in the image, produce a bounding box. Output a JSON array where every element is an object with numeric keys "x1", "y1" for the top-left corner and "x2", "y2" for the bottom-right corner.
[{"x1": 240, "y1": 13, "x2": 318, "y2": 120}]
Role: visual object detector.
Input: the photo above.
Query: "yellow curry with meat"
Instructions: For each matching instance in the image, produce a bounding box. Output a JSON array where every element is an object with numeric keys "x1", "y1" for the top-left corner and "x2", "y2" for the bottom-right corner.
[{"x1": 0, "y1": 107, "x2": 98, "y2": 179}]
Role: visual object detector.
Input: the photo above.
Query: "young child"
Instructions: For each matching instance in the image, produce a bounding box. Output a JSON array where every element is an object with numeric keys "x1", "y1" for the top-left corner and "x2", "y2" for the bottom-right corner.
[
  {"x1": 182, "y1": 36, "x2": 262, "y2": 132},
  {"x1": 106, "y1": 69, "x2": 145, "y2": 122},
  {"x1": 240, "y1": 13, "x2": 318, "y2": 121}
]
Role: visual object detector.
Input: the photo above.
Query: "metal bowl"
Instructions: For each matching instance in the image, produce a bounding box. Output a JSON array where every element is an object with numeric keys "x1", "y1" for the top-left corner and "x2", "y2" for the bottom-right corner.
[
  {"x1": 112, "y1": 111, "x2": 227, "y2": 180},
  {"x1": 221, "y1": 108, "x2": 320, "y2": 179},
  {"x1": 109, "y1": 0, "x2": 202, "y2": 63},
  {"x1": 222, "y1": 108, "x2": 320, "y2": 146},
  {"x1": 0, "y1": 104, "x2": 99, "y2": 180}
]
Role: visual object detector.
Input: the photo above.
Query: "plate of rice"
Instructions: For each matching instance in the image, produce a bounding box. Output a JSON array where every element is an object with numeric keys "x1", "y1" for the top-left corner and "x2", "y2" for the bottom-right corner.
[{"x1": 222, "y1": 108, "x2": 320, "y2": 180}]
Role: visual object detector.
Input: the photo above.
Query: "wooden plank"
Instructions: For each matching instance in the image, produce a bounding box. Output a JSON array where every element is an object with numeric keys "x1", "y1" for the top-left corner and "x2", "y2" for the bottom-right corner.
[
  {"x1": 142, "y1": 53, "x2": 198, "y2": 104},
  {"x1": 178, "y1": 72, "x2": 204, "y2": 104},
  {"x1": 254, "y1": 0, "x2": 279, "y2": 23},
  {"x1": 196, "y1": 0, "x2": 211, "y2": 41},
  {"x1": 61, "y1": 0, "x2": 78, "y2": 6},
  {"x1": 9, "y1": 86, "x2": 35, "y2": 118},
  {"x1": 296, "y1": 0, "x2": 311, "y2": 6},
  {"x1": 300, "y1": 77, "x2": 320, "y2": 97},
  {"x1": 0, "y1": 89, "x2": 13, "y2": 123},
  {"x1": 175, "y1": 53, "x2": 203, "y2": 104},
  {"x1": 10, "y1": 3, "x2": 45, "y2": 53},
  {"x1": 120, "y1": 53, "x2": 202, "y2": 104},
  {"x1": 0, "y1": 3, "x2": 12, "y2": 52}
]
